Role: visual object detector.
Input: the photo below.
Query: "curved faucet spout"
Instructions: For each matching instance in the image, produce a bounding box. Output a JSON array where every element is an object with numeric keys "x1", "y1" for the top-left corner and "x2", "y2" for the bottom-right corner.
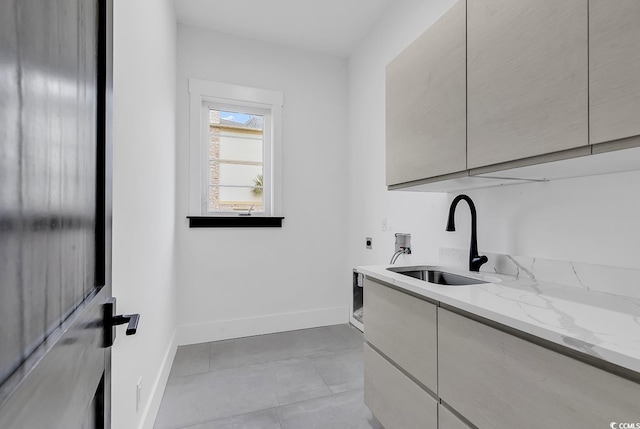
[{"x1": 446, "y1": 194, "x2": 488, "y2": 272}]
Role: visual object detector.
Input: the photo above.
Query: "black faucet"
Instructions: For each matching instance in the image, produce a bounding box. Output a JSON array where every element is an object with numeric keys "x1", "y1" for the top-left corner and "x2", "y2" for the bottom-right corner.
[{"x1": 446, "y1": 194, "x2": 488, "y2": 272}]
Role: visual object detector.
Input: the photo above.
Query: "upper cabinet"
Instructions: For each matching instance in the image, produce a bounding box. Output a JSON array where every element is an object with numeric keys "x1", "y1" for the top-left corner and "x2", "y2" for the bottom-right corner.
[
  {"x1": 386, "y1": 0, "x2": 640, "y2": 191},
  {"x1": 467, "y1": 0, "x2": 588, "y2": 169},
  {"x1": 590, "y1": 0, "x2": 640, "y2": 144},
  {"x1": 386, "y1": 0, "x2": 466, "y2": 186}
]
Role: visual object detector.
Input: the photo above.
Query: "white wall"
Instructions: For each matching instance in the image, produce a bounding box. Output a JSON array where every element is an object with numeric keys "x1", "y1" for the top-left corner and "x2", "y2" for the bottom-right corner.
[
  {"x1": 112, "y1": 1, "x2": 178, "y2": 428},
  {"x1": 176, "y1": 25, "x2": 350, "y2": 344},
  {"x1": 348, "y1": 0, "x2": 640, "y2": 279},
  {"x1": 460, "y1": 170, "x2": 640, "y2": 270},
  {"x1": 347, "y1": 0, "x2": 456, "y2": 271}
]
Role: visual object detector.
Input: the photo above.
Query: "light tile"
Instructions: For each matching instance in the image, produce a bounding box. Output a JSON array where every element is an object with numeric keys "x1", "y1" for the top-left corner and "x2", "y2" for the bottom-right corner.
[
  {"x1": 183, "y1": 409, "x2": 281, "y2": 429},
  {"x1": 209, "y1": 327, "x2": 352, "y2": 372},
  {"x1": 311, "y1": 347, "x2": 364, "y2": 393},
  {"x1": 155, "y1": 325, "x2": 371, "y2": 429},
  {"x1": 259, "y1": 357, "x2": 332, "y2": 406},
  {"x1": 169, "y1": 343, "x2": 210, "y2": 378},
  {"x1": 156, "y1": 357, "x2": 331, "y2": 428},
  {"x1": 327, "y1": 324, "x2": 364, "y2": 349},
  {"x1": 277, "y1": 389, "x2": 380, "y2": 429},
  {"x1": 154, "y1": 365, "x2": 278, "y2": 429}
]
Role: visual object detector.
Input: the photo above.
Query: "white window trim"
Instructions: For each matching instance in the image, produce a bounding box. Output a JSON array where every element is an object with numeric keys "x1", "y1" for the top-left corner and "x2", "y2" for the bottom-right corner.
[{"x1": 188, "y1": 79, "x2": 284, "y2": 217}]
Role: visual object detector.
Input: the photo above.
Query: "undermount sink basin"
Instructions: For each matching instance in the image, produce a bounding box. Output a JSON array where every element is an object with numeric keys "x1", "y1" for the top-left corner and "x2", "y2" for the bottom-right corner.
[{"x1": 386, "y1": 266, "x2": 489, "y2": 286}]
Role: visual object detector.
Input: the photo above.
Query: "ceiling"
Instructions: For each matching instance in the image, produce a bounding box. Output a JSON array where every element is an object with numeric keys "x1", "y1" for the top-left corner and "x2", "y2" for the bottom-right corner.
[{"x1": 174, "y1": 0, "x2": 395, "y2": 58}]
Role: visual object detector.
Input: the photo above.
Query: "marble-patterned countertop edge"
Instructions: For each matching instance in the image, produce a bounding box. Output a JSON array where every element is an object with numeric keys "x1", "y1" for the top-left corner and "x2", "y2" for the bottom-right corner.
[{"x1": 357, "y1": 264, "x2": 640, "y2": 375}]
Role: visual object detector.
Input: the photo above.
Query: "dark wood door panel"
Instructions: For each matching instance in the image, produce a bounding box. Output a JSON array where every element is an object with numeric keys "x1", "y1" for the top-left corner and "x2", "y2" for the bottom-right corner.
[
  {"x1": 0, "y1": 0, "x2": 113, "y2": 427},
  {"x1": 0, "y1": 287, "x2": 108, "y2": 428},
  {"x1": 0, "y1": 0, "x2": 98, "y2": 387}
]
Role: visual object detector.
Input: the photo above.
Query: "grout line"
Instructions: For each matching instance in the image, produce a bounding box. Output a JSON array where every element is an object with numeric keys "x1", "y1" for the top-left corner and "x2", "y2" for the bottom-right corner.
[
  {"x1": 276, "y1": 389, "x2": 335, "y2": 409},
  {"x1": 274, "y1": 405, "x2": 284, "y2": 429},
  {"x1": 308, "y1": 357, "x2": 334, "y2": 393},
  {"x1": 176, "y1": 406, "x2": 280, "y2": 429},
  {"x1": 275, "y1": 387, "x2": 365, "y2": 410},
  {"x1": 171, "y1": 346, "x2": 361, "y2": 381},
  {"x1": 176, "y1": 388, "x2": 368, "y2": 429}
]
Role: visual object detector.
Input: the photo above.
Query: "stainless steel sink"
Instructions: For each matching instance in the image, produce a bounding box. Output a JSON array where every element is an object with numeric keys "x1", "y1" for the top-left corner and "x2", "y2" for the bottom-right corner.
[{"x1": 386, "y1": 266, "x2": 488, "y2": 286}]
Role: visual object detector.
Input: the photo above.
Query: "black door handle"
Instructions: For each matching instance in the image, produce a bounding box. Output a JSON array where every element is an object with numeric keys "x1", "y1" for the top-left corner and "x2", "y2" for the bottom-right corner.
[
  {"x1": 104, "y1": 297, "x2": 140, "y2": 347},
  {"x1": 112, "y1": 313, "x2": 139, "y2": 335}
]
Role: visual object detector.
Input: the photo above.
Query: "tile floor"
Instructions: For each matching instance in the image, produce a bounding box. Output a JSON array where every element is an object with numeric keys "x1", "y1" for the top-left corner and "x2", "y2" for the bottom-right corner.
[{"x1": 154, "y1": 324, "x2": 382, "y2": 429}]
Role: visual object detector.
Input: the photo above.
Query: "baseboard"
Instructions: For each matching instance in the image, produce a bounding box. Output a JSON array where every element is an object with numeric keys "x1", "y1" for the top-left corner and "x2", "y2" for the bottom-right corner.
[
  {"x1": 139, "y1": 329, "x2": 177, "y2": 429},
  {"x1": 177, "y1": 306, "x2": 349, "y2": 346}
]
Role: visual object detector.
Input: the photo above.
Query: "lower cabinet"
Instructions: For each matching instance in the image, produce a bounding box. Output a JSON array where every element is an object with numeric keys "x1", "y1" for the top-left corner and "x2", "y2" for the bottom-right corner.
[
  {"x1": 438, "y1": 308, "x2": 640, "y2": 429},
  {"x1": 363, "y1": 279, "x2": 640, "y2": 429},
  {"x1": 363, "y1": 344, "x2": 438, "y2": 429},
  {"x1": 438, "y1": 405, "x2": 470, "y2": 429},
  {"x1": 363, "y1": 278, "x2": 438, "y2": 392}
]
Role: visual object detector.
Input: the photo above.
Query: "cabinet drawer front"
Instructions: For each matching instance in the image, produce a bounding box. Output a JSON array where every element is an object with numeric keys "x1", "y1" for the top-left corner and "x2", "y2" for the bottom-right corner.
[
  {"x1": 363, "y1": 278, "x2": 438, "y2": 391},
  {"x1": 364, "y1": 344, "x2": 437, "y2": 429},
  {"x1": 439, "y1": 405, "x2": 471, "y2": 429},
  {"x1": 590, "y1": 0, "x2": 640, "y2": 144},
  {"x1": 385, "y1": 0, "x2": 466, "y2": 185},
  {"x1": 439, "y1": 309, "x2": 640, "y2": 429}
]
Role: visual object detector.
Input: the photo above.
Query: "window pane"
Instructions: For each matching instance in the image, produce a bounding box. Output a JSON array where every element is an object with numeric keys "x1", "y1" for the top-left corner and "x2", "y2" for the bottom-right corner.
[
  {"x1": 208, "y1": 108, "x2": 265, "y2": 213},
  {"x1": 219, "y1": 134, "x2": 262, "y2": 163},
  {"x1": 210, "y1": 109, "x2": 263, "y2": 131},
  {"x1": 216, "y1": 163, "x2": 263, "y2": 187},
  {"x1": 208, "y1": 186, "x2": 263, "y2": 213}
]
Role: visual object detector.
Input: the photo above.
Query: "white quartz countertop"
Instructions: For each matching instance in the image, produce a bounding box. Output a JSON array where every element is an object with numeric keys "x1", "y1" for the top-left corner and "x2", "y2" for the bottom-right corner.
[{"x1": 357, "y1": 264, "x2": 640, "y2": 375}]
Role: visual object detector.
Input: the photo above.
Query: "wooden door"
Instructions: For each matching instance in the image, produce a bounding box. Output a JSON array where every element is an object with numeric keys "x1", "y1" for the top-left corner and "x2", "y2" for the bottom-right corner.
[
  {"x1": 0, "y1": 0, "x2": 114, "y2": 427},
  {"x1": 467, "y1": 0, "x2": 588, "y2": 169},
  {"x1": 385, "y1": 0, "x2": 466, "y2": 186}
]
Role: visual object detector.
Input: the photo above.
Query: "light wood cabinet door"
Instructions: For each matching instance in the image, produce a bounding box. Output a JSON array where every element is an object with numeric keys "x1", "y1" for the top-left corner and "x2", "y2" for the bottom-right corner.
[
  {"x1": 439, "y1": 405, "x2": 471, "y2": 429},
  {"x1": 385, "y1": 0, "x2": 466, "y2": 186},
  {"x1": 467, "y1": 0, "x2": 588, "y2": 169},
  {"x1": 364, "y1": 344, "x2": 437, "y2": 429},
  {"x1": 590, "y1": 0, "x2": 640, "y2": 144},
  {"x1": 438, "y1": 309, "x2": 640, "y2": 429},
  {"x1": 363, "y1": 278, "x2": 438, "y2": 391}
]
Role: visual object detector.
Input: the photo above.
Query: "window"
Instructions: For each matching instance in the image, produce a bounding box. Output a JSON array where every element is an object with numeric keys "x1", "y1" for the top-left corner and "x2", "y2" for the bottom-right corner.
[
  {"x1": 204, "y1": 105, "x2": 268, "y2": 214},
  {"x1": 189, "y1": 80, "x2": 283, "y2": 218}
]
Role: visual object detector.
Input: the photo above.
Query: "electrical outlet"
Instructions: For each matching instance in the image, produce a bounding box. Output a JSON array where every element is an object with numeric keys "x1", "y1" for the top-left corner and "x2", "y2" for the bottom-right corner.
[
  {"x1": 136, "y1": 377, "x2": 142, "y2": 412},
  {"x1": 366, "y1": 237, "x2": 372, "y2": 249}
]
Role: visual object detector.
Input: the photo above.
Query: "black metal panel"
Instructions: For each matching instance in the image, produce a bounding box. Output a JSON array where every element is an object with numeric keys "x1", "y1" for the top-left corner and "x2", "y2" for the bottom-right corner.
[{"x1": 187, "y1": 216, "x2": 285, "y2": 228}]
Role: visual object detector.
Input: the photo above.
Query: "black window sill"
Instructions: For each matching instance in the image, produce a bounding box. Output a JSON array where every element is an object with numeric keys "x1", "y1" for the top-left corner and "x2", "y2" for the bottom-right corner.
[{"x1": 187, "y1": 216, "x2": 284, "y2": 228}]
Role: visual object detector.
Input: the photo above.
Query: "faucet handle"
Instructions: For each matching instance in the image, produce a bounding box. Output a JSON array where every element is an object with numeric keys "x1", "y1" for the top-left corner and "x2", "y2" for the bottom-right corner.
[{"x1": 470, "y1": 255, "x2": 488, "y2": 272}]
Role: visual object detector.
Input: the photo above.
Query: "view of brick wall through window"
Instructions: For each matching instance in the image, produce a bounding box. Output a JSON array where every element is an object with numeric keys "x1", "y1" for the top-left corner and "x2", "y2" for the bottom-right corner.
[{"x1": 208, "y1": 109, "x2": 264, "y2": 212}]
